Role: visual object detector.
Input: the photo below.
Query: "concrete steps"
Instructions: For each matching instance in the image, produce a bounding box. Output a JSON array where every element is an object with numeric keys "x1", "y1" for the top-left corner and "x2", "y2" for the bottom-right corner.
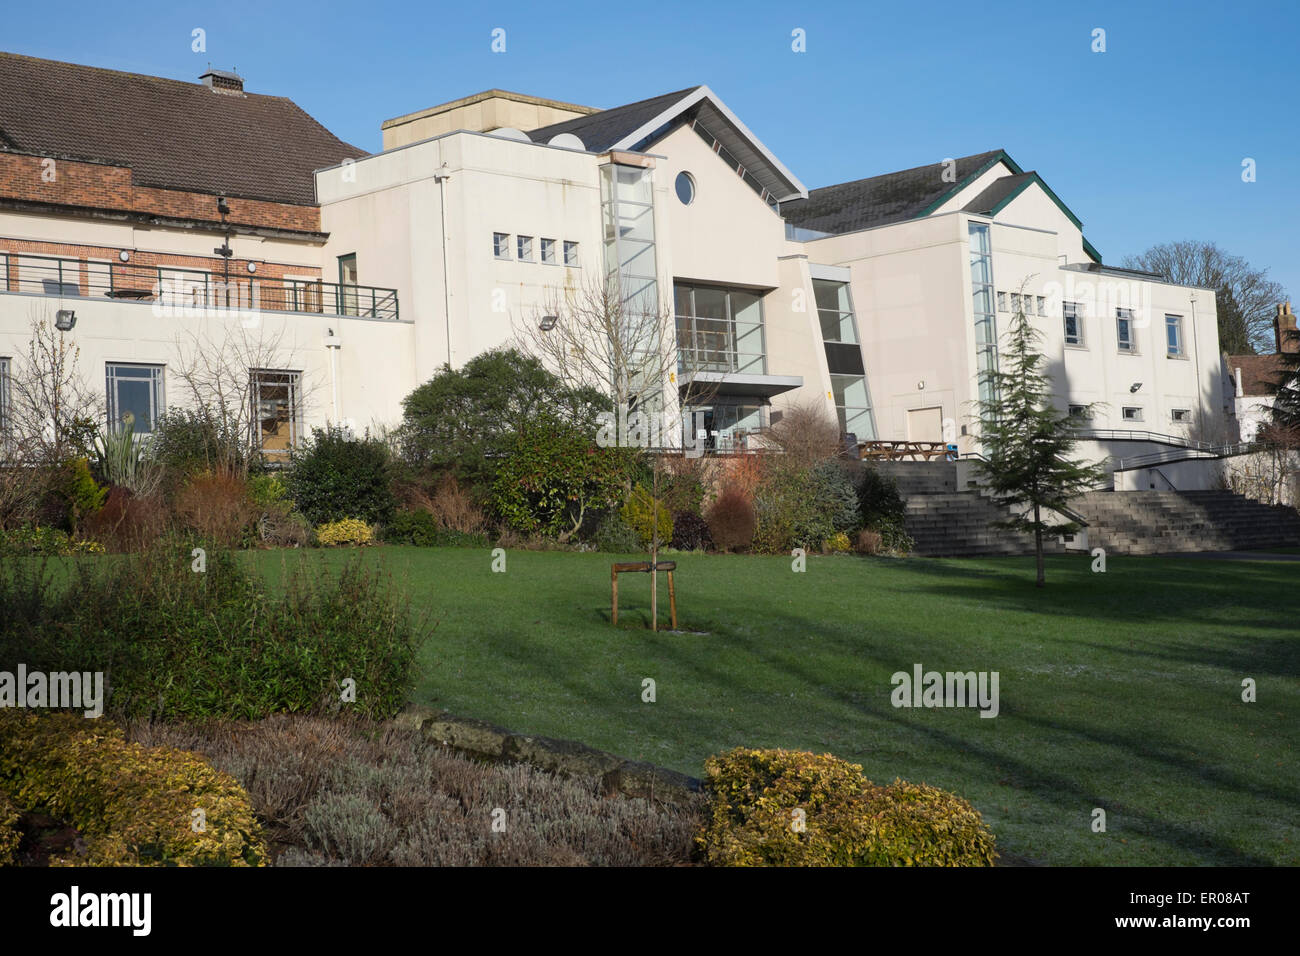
[
  {"x1": 903, "y1": 492, "x2": 1066, "y2": 557},
  {"x1": 1070, "y1": 490, "x2": 1300, "y2": 555}
]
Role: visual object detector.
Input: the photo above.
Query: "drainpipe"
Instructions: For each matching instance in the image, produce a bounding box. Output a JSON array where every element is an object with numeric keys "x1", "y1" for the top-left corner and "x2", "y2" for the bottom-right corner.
[
  {"x1": 435, "y1": 163, "x2": 453, "y2": 368},
  {"x1": 1190, "y1": 292, "x2": 1206, "y2": 427},
  {"x1": 325, "y1": 328, "x2": 341, "y2": 424}
]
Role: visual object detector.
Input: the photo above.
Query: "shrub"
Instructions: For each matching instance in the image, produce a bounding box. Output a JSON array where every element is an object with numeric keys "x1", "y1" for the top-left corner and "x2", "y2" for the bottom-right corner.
[
  {"x1": 670, "y1": 510, "x2": 712, "y2": 551},
  {"x1": 697, "y1": 747, "x2": 996, "y2": 867},
  {"x1": 811, "y1": 460, "x2": 861, "y2": 534},
  {"x1": 854, "y1": 528, "x2": 883, "y2": 555},
  {"x1": 858, "y1": 466, "x2": 906, "y2": 528},
  {"x1": 316, "y1": 518, "x2": 374, "y2": 547},
  {"x1": 0, "y1": 791, "x2": 19, "y2": 866},
  {"x1": 825, "y1": 531, "x2": 851, "y2": 553},
  {"x1": 61, "y1": 457, "x2": 107, "y2": 527},
  {"x1": 0, "y1": 526, "x2": 102, "y2": 555},
  {"x1": 706, "y1": 485, "x2": 756, "y2": 552},
  {"x1": 81, "y1": 486, "x2": 169, "y2": 552},
  {"x1": 151, "y1": 407, "x2": 248, "y2": 481},
  {"x1": 0, "y1": 711, "x2": 266, "y2": 866},
  {"x1": 383, "y1": 508, "x2": 438, "y2": 546},
  {"x1": 288, "y1": 427, "x2": 395, "y2": 526},
  {"x1": 246, "y1": 472, "x2": 290, "y2": 510},
  {"x1": 619, "y1": 485, "x2": 674, "y2": 549},
  {"x1": 173, "y1": 470, "x2": 258, "y2": 548},
  {"x1": 660, "y1": 468, "x2": 705, "y2": 516},
  {"x1": 0, "y1": 541, "x2": 421, "y2": 721},
  {"x1": 490, "y1": 417, "x2": 632, "y2": 541},
  {"x1": 426, "y1": 475, "x2": 485, "y2": 535},
  {"x1": 593, "y1": 511, "x2": 641, "y2": 553},
  {"x1": 93, "y1": 418, "x2": 164, "y2": 498},
  {"x1": 763, "y1": 401, "x2": 842, "y2": 466},
  {"x1": 870, "y1": 517, "x2": 914, "y2": 555},
  {"x1": 257, "y1": 504, "x2": 314, "y2": 549}
]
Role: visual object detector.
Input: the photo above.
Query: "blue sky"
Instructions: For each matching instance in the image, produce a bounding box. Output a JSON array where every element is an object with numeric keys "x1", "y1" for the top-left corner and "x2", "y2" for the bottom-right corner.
[{"x1": 6, "y1": 0, "x2": 1298, "y2": 301}]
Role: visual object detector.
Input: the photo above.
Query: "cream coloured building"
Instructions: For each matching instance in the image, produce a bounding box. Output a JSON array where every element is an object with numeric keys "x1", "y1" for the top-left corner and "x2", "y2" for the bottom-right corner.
[{"x1": 0, "y1": 55, "x2": 1226, "y2": 477}]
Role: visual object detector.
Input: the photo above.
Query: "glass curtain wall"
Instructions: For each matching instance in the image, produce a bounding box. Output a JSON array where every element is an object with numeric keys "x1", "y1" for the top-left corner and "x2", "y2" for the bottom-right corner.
[
  {"x1": 968, "y1": 223, "x2": 999, "y2": 406},
  {"x1": 813, "y1": 278, "x2": 876, "y2": 439}
]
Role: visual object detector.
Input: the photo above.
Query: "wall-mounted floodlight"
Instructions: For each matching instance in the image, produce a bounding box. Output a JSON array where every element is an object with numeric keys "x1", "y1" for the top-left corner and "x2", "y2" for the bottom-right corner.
[
  {"x1": 217, "y1": 196, "x2": 231, "y2": 216},
  {"x1": 54, "y1": 310, "x2": 77, "y2": 331},
  {"x1": 1130, "y1": 382, "x2": 1142, "y2": 393},
  {"x1": 539, "y1": 315, "x2": 558, "y2": 332}
]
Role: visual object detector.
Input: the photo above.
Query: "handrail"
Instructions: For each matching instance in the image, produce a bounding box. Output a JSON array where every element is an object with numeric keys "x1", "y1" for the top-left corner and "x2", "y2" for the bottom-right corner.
[
  {"x1": 1077, "y1": 427, "x2": 1217, "y2": 451},
  {"x1": 1114, "y1": 441, "x2": 1271, "y2": 471},
  {"x1": 0, "y1": 251, "x2": 400, "y2": 320}
]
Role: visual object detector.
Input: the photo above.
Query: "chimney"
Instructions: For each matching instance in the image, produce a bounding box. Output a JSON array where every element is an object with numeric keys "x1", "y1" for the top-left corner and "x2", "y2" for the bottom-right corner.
[
  {"x1": 1276, "y1": 302, "x2": 1298, "y2": 354},
  {"x1": 200, "y1": 68, "x2": 245, "y2": 96}
]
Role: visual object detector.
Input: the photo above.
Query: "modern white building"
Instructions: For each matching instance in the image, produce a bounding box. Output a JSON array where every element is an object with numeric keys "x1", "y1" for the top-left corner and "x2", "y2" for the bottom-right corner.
[{"x1": 0, "y1": 54, "x2": 1227, "y2": 473}]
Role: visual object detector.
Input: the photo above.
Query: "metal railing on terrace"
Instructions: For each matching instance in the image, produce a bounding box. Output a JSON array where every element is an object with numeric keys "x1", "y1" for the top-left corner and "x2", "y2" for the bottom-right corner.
[
  {"x1": 1076, "y1": 427, "x2": 1217, "y2": 451},
  {"x1": 0, "y1": 253, "x2": 400, "y2": 320}
]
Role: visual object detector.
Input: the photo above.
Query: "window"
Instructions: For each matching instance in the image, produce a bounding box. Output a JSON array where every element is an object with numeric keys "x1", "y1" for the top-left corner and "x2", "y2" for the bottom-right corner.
[
  {"x1": 1064, "y1": 301, "x2": 1084, "y2": 346},
  {"x1": 563, "y1": 240, "x2": 579, "y2": 266},
  {"x1": 337, "y1": 254, "x2": 358, "y2": 316},
  {"x1": 1166, "y1": 314, "x2": 1184, "y2": 356},
  {"x1": 1122, "y1": 406, "x2": 1144, "y2": 422},
  {"x1": 675, "y1": 171, "x2": 696, "y2": 205},
  {"x1": 493, "y1": 233, "x2": 511, "y2": 259},
  {"x1": 540, "y1": 238, "x2": 557, "y2": 265},
  {"x1": 1036, "y1": 296, "x2": 1047, "y2": 317},
  {"x1": 968, "y1": 223, "x2": 998, "y2": 406},
  {"x1": 674, "y1": 283, "x2": 766, "y2": 375},
  {"x1": 1171, "y1": 408, "x2": 1192, "y2": 423},
  {"x1": 1068, "y1": 404, "x2": 1090, "y2": 419},
  {"x1": 0, "y1": 252, "x2": 7, "y2": 292},
  {"x1": 251, "y1": 370, "x2": 302, "y2": 459},
  {"x1": 996, "y1": 291, "x2": 1008, "y2": 312},
  {"x1": 517, "y1": 236, "x2": 534, "y2": 262},
  {"x1": 1011, "y1": 293, "x2": 1023, "y2": 315},
  {"x1": 106, "y1": 363, "x2": 164, "y2": 434},
  {"x1": 1116, "y1": 308, "x2": 1135, "y2": 352},
  {"x1": 0, "y1": 356, "x2": 9, "y2": 433}
]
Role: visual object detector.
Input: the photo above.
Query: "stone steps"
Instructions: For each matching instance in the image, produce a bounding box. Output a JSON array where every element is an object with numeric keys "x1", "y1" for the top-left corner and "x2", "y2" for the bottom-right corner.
[{"x1": 1071, "y1": 490, "x2": 1300, "y2": 554}]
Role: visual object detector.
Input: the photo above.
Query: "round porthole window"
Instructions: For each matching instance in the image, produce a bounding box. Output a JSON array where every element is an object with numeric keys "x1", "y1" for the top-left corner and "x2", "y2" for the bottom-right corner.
[{"x1": 675, "y1": 171, "x2": 696, "y2": 205}]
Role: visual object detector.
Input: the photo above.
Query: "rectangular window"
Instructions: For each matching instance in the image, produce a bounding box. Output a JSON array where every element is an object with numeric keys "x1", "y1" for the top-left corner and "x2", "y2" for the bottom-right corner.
[
  {"x1": 1068, "y1": 404, "x2": 1090, "y2": 419},
  {"x1": 1166, "y1": 314, "x2": 1184, "y2": 356},
  {"x1": 106, "y1": 363, "x2": 164, "y2": 434},
  {"x1": 517, "y1": 236, "x2": 534, "y2": 262},
  {"x1": 540, "y1": 238, "x2": 557, "y2": 265},
  {"x1": 1171, "y1": 408, "x2": 1192, "y2": 423},
  {"x1": 251, "y1": 370, "x2": 302, "y2": 459},
  {"x1": 996, "y1": 291, "x2": 1008, "y2": 312},
  {"x1": 1064, "y1": 301, "x2": 1084, "y2": 346},
  {"x1": 563, "y1": 240, "x2": 579, "y2": 266},
  {"x1": 337, "y1": 253, "x2": 358, "y2": 316},
  {"x1": 1122, "y1": 406, "x2": 1144, "y2": 422},
  {"x1": 968, "y1": 223, "x2": 998, "y2": 408},
  {"x1": 1116, "y1": 309, "x2": 1135, "y2": 352},
  {"x1": 493, "y1": 232, "x2": 511, "y2": 259},
  {"x1": 0, "y1": 252, "x2": 7, "y2": 293},
  {"x1": 1010, "y1": 293, "x2": 1022, "y2": 315},
  {"x1": 1036, "y1": 296, "x2": 1046, "y2": 316},
  {"x1": 0, "y1": 356, "x2": 10, "y2": 433}
]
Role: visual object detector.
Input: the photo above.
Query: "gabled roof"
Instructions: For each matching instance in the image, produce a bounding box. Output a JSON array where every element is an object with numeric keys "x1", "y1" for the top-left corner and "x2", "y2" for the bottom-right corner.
[
  {"x1": 528, "y1": 84, "x2": 807, "y2": 202},
  {"x1": 1227, "y1": 354, "x2": 1291, "y2": 397},
  {"x1": 779, "y1": 150, "x2": 1008, "y2": 234},
  {"x1": 528, "y1": 87, "x2": 700, "y2": 152},
  {"x1": 782, "y1": 149, "x2": 1103, "y2": 263},
  {"x1": 0, "y1": 52, "x2": 366, "y2": 206}
]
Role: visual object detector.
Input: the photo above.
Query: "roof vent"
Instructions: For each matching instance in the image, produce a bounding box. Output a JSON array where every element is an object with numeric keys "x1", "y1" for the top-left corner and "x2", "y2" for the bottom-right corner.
[{"x1": 200, "y1": 68, "x2": 245, "y2": 95}]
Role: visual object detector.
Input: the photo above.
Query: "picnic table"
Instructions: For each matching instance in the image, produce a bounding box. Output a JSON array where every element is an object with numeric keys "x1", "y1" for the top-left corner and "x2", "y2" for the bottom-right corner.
[{"x1": 858, "y1": 440, "x2": 952, "y2": 461}]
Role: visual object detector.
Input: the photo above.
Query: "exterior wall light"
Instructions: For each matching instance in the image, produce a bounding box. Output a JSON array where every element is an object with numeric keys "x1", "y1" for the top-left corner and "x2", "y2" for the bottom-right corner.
[
  {"x1": 1130, "y1": 382, "x2": 1142, "y2": 393},
  {"x1": 118, "y1": 250, "x2": 130, "y2": 262},
  {"x1": 247, "y1": 261, "x2": 258, "y2": 273},
  {"x1": 54, "y1": 310, "x2": 77, "y2": 331},
  {"x1": 539, "y1": 315, "x2": 558, "y2": 331}
]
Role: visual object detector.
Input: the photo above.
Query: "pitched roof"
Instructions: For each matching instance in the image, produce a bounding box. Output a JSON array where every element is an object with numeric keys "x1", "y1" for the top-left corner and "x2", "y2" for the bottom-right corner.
[
  {"x1": 1227, "y1": 354, "x2": 1292, "y2": 397},
  {"x1": 0, "y1": 52, "x2": 366, "y2": 206},
  {"x1": 527, "y1": 86, "x2": 701, "y2": 152},
  {"x1": 962, "y1": 172, "x2": 1037, "y2": 215},
  {"x1": 779, "y1": 150, "x2": 1007, "y2": 234}
]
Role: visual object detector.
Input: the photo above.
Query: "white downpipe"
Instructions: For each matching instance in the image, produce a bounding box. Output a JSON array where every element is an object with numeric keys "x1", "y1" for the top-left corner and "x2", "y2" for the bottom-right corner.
[
  {"x1": 436, "y1": 163, "x2": 452, "y2": 369},
  {"x1": 329, "y1": 343, "x2": 340, "y2": 423}
]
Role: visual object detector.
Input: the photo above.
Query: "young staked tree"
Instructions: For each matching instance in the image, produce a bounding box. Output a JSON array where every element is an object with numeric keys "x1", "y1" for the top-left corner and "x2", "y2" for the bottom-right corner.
[
  {"x1": 514, "y1": 275, "x2": 722, "y2": 630},
  {"x1": 972, "y1": 295, "x2": 1108, "y2": 587}
]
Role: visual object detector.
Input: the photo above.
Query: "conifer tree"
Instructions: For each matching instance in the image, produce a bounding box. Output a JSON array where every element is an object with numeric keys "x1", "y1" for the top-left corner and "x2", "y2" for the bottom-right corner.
[{"x1": 972, "y1": 295, "x2": 1108, "y2": 586}]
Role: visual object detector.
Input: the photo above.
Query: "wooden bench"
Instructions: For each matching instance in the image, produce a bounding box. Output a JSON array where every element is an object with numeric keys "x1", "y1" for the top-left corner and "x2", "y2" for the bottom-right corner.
[{"x1": 611, "y1": 561, "x2": 677, "y2": 628}]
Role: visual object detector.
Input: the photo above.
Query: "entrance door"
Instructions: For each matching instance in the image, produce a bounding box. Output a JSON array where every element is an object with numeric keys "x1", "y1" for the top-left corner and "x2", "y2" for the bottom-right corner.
[{"x1": 907, "y1": 406, "x2": 943, "y2": 442}]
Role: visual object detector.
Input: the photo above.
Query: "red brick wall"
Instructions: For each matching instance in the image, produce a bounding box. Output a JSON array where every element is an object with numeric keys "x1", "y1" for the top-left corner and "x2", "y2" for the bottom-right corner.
[{"x1": 0, "y1": 153, "x2": 322, "y2": 233}]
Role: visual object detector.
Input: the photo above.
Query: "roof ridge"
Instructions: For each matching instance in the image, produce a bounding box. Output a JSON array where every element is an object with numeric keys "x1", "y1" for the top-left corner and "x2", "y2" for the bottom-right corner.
[
  {"x1": 807, "y1": 149, "x2": 1006, "y2": 195},
  {"x1": 0, "y1": 50, "x2": 270, "y2": 97}
]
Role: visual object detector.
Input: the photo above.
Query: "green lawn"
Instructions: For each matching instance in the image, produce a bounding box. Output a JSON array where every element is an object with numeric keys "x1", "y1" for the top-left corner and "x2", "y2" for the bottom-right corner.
[{"x1": 254, "y1": 546, "x2": 1299, "y2": 866}]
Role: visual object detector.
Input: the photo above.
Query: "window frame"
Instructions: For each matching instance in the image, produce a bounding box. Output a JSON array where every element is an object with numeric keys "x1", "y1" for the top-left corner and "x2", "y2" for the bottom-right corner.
[
  {"x1": 1166, "y1": 314, "x2": 1185, "y2": 357},
  {"x1": 516, "y1": 235, "x2": 534, "y2": 262},
  {"x1": 1068, "y1": 403, "x2": 1090, "y2": 419},
  {"x1": 1121, "y1": 405, "x2": 1144, "y2": 422},
  {"x1": 105, "y1": 361, "x2": 165, "y2": 435},
  {"x1": 493, "y1": 232, "x2": 511, "y2": 260},
  {"x1": 1171, "y1": 408, "x2": 1192, "y2": 423},
  {"x1": 1116, "y1": 308, "x2": 1136, "y2": 353},
  {"x1": 540, "y1": 238, "x2": 557, "y2": 265},
  {"x1": 1063, "y1": 301, "x2": 1085, "y2": 347},
  {"x1": 250, "y1": 369, "x2": 303, "y2": 461},
  {"x1": 0, "y1": 355, "x2": 10, "y2": 434},
  {"x1": 996, "y1": 291, "x2": 1008, "y2": 313},
  {"x1": 563, "y1": 240, "x2": 579, "y2": 266}
]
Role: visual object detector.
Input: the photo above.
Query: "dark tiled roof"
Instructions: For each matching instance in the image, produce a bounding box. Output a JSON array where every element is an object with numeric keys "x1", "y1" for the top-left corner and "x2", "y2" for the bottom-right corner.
[
  {"x1": 780, "y1": 150, "x2": 1007, "y2": 234},
  {"x1": 962, "y1": 172, "x2": 1035, "y2": 215},
  {"x1": 1227, "y1": 354, "x2": 1292, "y2": 397},
  {"x1": 528, "y1": 87, "x2": 700, "y2": 152},
  {"x1": 0, "y1": 52, "x2": 366, "y2": 206}
]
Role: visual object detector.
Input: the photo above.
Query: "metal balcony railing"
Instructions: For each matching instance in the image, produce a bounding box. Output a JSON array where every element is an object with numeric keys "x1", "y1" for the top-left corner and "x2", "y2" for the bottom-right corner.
[{"x1": 0, "y1": 252, "x2": 399, "y2": 320}]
